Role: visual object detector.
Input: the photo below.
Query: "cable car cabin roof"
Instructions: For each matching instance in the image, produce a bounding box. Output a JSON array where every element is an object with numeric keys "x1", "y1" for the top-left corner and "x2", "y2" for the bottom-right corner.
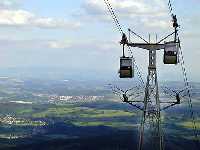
[
  {"x1": 120, "y1": 57, "x2": 133, "y2": 67},
  {"x1": 164, "y1": 41, "x2": 179, "y2": 52},
  {"x1": 120, "y1": 57, "x2": 133, "y2": 61}
]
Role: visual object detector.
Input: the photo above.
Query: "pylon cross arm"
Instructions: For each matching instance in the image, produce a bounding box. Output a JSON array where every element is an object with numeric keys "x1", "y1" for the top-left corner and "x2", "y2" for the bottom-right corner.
[{"x1": 127, "y1": 43, "x2": 165, "y2": 51}]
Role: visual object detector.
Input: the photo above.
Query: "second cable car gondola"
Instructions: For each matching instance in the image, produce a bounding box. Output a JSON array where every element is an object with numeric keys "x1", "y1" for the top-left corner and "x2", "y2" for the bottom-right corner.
[
  {"x1": 119, "y1": 57, "x2": 134, "y2": 78},
  {"x1": 164, "y1": 41, "x2": 179, "y2": 64}
]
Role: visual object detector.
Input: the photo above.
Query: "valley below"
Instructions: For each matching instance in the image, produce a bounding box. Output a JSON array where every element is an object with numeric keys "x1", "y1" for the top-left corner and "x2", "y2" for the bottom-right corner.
[{"x1": 0, "y1": 78, "x2": 199, "y2": 150}]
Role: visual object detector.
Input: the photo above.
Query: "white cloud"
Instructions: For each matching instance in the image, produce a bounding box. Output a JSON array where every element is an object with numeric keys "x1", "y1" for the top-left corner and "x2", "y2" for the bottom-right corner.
[
  {"x1": 0, "y1": 0, "x2": 19, "y2": 9},
  {"x1": 0, "y1": 0, "x2": 81, "y2": 29},
  {"x1": 76, "y1": 0, "x2": 170, "y2": 29},
  {"x1": 46, "y1": 39, "x2": 118, "y2": 52},
  {"x1": 184, "y1": 32, "x2": 200, "y2": 39},
  {"x1": 0, "y1": 9, "x2": 81, "y2": 29},
  {"x1": 47, "y1": 41, "x2": 72, "y2": 49},
  {"x1": 0, "y1": 39, "x2": 48, "y2": 50},
  {"x1": 141, "y1": 17, "x2": 170, "y2": 29},
  {"x1": 0, "y1": 39, "x2": 73, "y2": 51},
  {"x1": 0, "y1": 38, "x2": 118, "y2": 54},
  {"x1": 81, "y1": 0, "x2": 168, "y2": 18},
  {"x1": 0, "y1": 9, "x2": 33, "y2": 26}
]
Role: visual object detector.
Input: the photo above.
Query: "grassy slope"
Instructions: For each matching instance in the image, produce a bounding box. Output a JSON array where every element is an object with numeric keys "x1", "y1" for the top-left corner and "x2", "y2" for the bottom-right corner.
[{"x1": 31, "y1": 105, "x2": 135, "y2": 119}]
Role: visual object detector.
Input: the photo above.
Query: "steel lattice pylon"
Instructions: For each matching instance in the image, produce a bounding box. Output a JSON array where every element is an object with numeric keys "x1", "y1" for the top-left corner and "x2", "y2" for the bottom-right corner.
[
  {"x1": 138, "y1": 50, "x2": 164, "y2": 150},
  {"x1": 121, "y1": 30, "x2": 180, "y2": 149}
]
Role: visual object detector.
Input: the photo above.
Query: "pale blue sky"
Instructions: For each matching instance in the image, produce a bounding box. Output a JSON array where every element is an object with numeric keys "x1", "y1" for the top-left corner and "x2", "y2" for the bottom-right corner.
[{"x1": 0, "y1": 0, "x2": 199, "y2": 81}]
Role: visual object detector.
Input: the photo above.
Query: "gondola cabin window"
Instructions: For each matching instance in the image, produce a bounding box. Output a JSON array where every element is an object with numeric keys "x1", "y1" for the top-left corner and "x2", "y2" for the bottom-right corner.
[
  {"x1": 119, "y1": 57, "x2": 134, "y2": 78},
  {"x1": 164, "y1": 42, "x2": 179, "y2": 64}
]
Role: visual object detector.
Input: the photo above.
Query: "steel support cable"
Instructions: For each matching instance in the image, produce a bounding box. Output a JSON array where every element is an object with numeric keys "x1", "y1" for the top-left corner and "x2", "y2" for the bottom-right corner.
[
  {"x1": 103, "y1": 0, "x2": 123, "y2": 35},
  {"x1": 179, "y1": 40, "x2": 199, "y2": 143},
  {"x1": 126, "y1": 29, "x2": 146, "y2": 87},
  {"x1": 105, "y1": 0, "x2": 123, "y2": 33},
  {"x1": 105, "y1": 0, "x2": 145, "y2": 89},
  {"x1": 103, "y1": 5, "x2": 146, "y2": 143},
  {"x1": 103, "y1": 0, "x2": 145, "y2": 89},
  {"x1": 103, "y1": 0, "x2": 122, "y2": 34},
  {"x1": 166, "y1": 1, "x2": 198, "y2": 137},
  {"x1": 161, "y1": 87, "x2": 174, "y2": 99},
  {"x1": 167, "y1": 1, "x2": 199, "y2": 143},
  {"x1": 128, "y1": 29, "x2": 149, "y2": 44},
  {"x1": 168, "y1": 0, "x2": 174, "y2": 15},
  {"x1": 127, "y1": 46, "x2": 145, "y2": 88}
]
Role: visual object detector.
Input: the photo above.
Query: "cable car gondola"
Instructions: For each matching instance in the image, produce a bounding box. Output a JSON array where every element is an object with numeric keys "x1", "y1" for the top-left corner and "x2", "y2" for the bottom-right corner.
[
  {"x1": 119, "y1": 33, "x2": 134, "y2": 78},
  {"x1": 119, "y1": 57, "x2": 134, "y2": 78},
  {"x1": 163, "y1": 41, "x2": 179, "y2": 64}
]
